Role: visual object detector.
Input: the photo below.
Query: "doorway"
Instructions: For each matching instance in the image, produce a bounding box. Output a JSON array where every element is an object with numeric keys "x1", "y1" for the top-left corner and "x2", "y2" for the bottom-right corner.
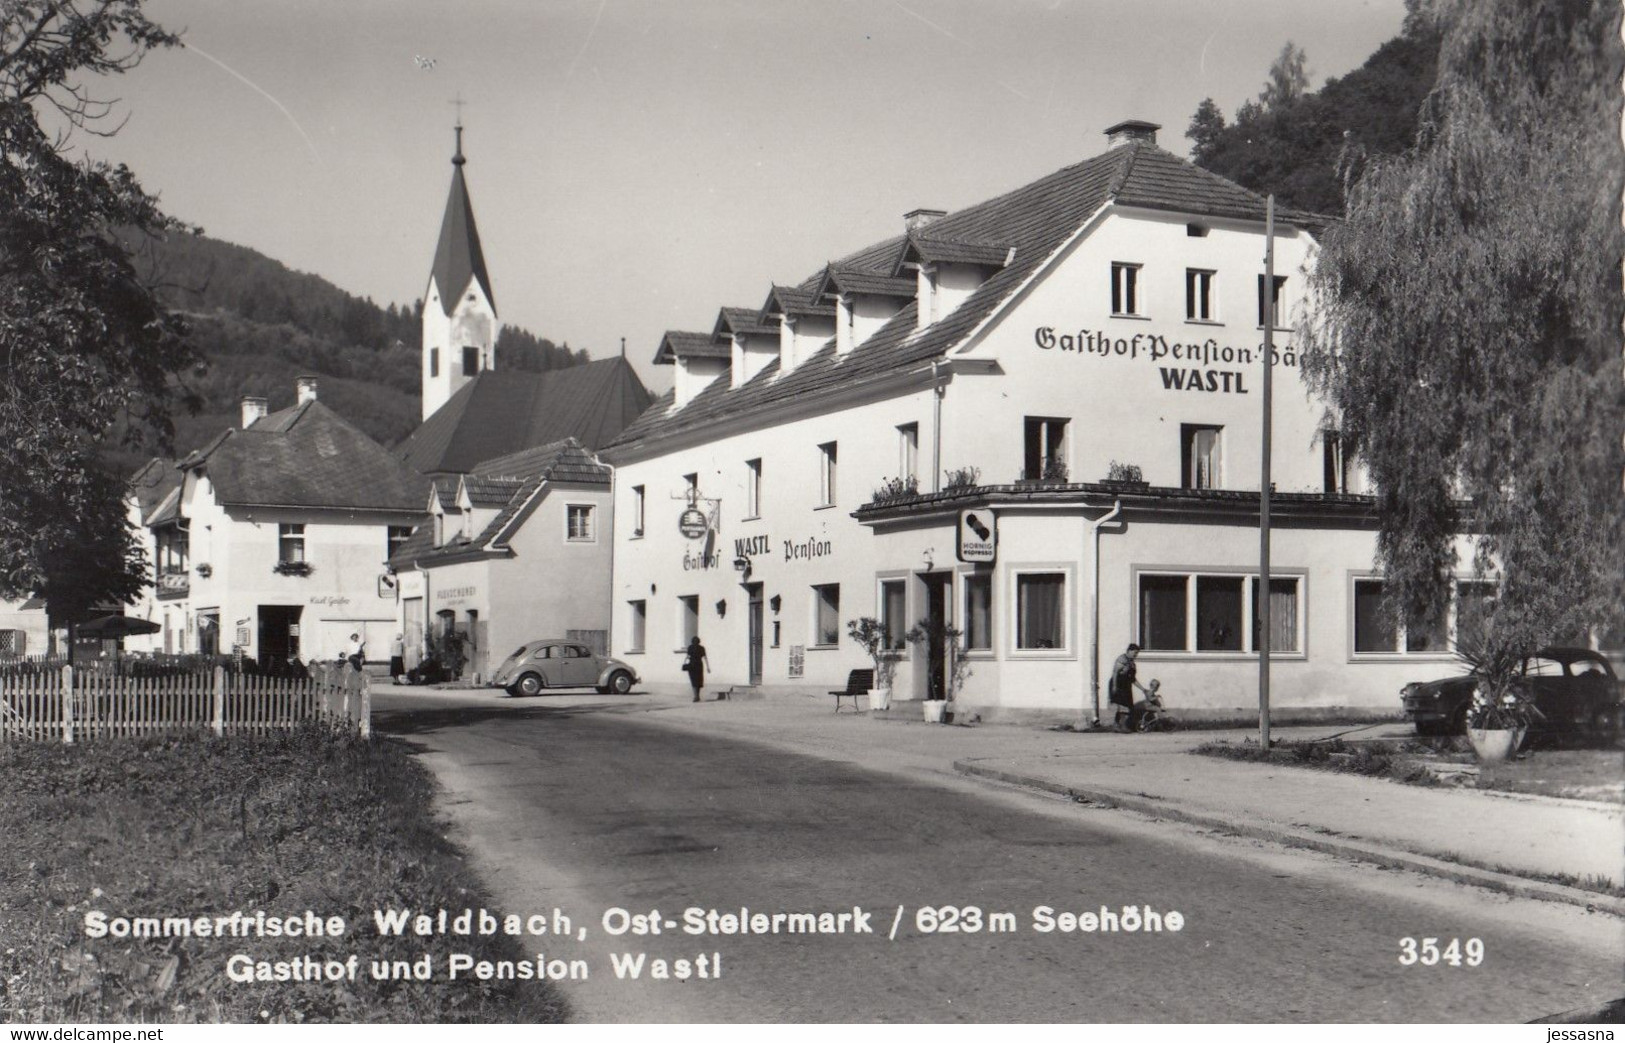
[
  {"x1": 918, "y1": 572, "x2": 953, "y2": 699},
  {"x1": 746, "y1": 583, "x2": 764, "y2": 686},
  {"x1": 258, "y1": 605, "x2": 302, "y2": 667}
]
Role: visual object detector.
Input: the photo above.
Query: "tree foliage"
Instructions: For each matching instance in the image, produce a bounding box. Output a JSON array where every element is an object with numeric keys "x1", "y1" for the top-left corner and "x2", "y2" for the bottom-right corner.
[
  {"x1": 0, "y1": 0, "x2": 193, "y2": 617},
  {"x1": 1300, "y1": 0, "x2": 1625, "y2": 661},
  {"x1": 1188, "y1": 6, "x2": 1442, "y2": 214}
]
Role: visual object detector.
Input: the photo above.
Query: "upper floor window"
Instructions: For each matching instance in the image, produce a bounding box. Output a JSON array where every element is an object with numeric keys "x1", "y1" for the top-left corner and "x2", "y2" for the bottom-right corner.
[
  {"x1": 1182, "y1": 424, "x2": 1222, "y2": 490},
  {"x1": 462, "y1": 346, "x2": 480, "y2": 377},
  {"x1": 1323, "y1": 431, "x2": 1350, "y2": 494},
  {"x1": 1024, "y1": 416, "x2": 1068, "y2": 481},
  {"x1": 566, "y1": 504, "x2": 596, "y2": 542},
  {"x1": 278, "y1": 523, "x2": 305, "y2": 563},
  {"x1": 1111, "y1": 262, "x2": 1142, "y2": 316},
  {"x1": 818, "y1": 442, "x2": 837, "y2": 507},
  {"x1": 1185, "y1": 268, "x2": 1216, "y2": 322},
  {"x1": 1257, "y1": 274, "x2": 1288, "y2": 329},
  {"x1": 429, "y1": 348, "x2": 440, "y2": 378},
  {"x1": 745, "y1": 458, "x2": 762, "y2": 518},
  {"x1": 387, "y1": 525, "x2": 412, "y2": 561},
  {"x1": 631, "y1": 485, "x2": 646, "y2": 537},
  {"x1": 897, "y1": 424, "x2": 918, "y2": 484}
]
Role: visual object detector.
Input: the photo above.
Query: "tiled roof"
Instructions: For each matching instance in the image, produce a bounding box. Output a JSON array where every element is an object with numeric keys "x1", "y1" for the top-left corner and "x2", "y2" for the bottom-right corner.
[
  {"x1": 129, "y1": 458, "x2": 183, "y2": 524},
  {"x1": 717, "y1": 307, "x2": 774, "y2": 338},
  {"x1": 653, "y1": 330, "x2": 728, "y2": 365},
  {"x1": 813, "y1": 267, "x2": 919, "y2": 300},
  {"x1": 394, "y1": 357, "x2": 653, "y2": 476},
  {"x1": 460, "y1": 475, "x2": 526, "y2": 508},
  {"x1": 761, "y1": 285, "x2": 831, "y2": 322},
  {"x1": 177, "y1": 400, "x2": 428, "y2": 511},
  {"x1": 904, "y1": 236, "x2": 1013, "y2": 267},
  {"x1": 389, "y1": 439, "x2": 609, "y2": 570},
  {"x1": 608, "y1": 139, "x2": 1326, "y2": 457},
  {"x1": 430, "y1": 156, "x2": 495, "y2": 314}
]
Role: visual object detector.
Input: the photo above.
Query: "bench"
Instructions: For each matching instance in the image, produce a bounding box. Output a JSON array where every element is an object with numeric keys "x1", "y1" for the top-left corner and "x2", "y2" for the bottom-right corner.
[{"x1": 830, "y1": 669, "x2": 875, "y2": 713}]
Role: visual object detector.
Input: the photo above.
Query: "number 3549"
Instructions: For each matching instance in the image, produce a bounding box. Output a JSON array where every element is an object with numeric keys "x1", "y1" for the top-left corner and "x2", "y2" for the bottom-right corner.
[{"x1": 1398, "y1": 937, "x2": 1484, "y2": 966}]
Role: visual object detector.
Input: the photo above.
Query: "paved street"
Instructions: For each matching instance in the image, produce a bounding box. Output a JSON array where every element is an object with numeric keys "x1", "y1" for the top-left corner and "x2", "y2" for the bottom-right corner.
[{"x1": 374, "y1": 688, "x2": 1624, "y2": 1023}]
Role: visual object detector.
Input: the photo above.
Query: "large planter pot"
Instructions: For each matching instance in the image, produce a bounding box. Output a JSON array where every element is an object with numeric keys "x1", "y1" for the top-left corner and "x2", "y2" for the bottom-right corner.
[
  {"x1": 922, "y1": 699, "x2": 947, "y2": 723},
  {"x1": 868, "y1": 685, "x2": 892, "y2": 712},
  {"x1": 1467, "y1": 726, "x2": 1526, "y2": 764}
]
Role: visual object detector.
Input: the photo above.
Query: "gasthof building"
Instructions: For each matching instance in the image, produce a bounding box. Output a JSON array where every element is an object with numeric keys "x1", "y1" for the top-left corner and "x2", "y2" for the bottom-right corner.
[{"x1": 603, "y1": 120, "x2": 1470, "y2": 721}]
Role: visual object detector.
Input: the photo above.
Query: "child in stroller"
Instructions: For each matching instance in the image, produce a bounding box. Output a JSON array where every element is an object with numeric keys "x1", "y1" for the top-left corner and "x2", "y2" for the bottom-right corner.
[{"x1": 1128, "y1": 679, "x2": 1176, "y2": 732}]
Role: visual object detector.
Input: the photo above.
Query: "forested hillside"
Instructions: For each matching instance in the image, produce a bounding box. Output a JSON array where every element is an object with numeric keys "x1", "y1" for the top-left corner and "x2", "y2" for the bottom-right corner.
[
  {"x1": 112, "y1": 230, "x2": 589, "y2": 473},
  {"x1": 1185, "y1": 4, "x2": 1442, "y2": 214}
]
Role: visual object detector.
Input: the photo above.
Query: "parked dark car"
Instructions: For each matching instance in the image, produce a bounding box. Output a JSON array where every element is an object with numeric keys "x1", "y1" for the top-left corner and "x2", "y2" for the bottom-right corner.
[
  {"x1": 491, "y1": 640, "x2": 639, "y2": 697},
  {"x1": 1401, "y1": 647, "x2": 1622, "y2": 742}
]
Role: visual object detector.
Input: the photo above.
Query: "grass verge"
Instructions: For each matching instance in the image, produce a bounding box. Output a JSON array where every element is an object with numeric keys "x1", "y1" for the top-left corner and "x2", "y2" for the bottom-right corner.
[
  {"x1": 1190, "y1": 736, "x2": 1442, "y2": 786},
  {"x1": 0, "y1": 726, "x2": 570, "y2": 1024}
]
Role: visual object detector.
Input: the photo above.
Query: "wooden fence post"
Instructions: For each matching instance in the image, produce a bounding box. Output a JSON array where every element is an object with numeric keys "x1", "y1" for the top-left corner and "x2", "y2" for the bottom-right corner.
[
  {"x1": 61, "y1": 664, "x2": 73, "y2": 745},
  {"x1": 359, "y1": 672, "x2": 371, "y2": 738},
  {"x1": 212, "y1": 665, "x2": 225, "y2": 737}
]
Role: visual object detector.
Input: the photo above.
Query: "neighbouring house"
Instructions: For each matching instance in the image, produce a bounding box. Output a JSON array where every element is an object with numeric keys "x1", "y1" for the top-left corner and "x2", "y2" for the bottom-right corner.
[
  {"x1": 601, "y1": 118, "x2": 1481, "y2": 720},
  {"x1": 0, "y1": 597, "x2": 49, "y2": 658},
  {"x1": 125, "y1": 377, "x2": 427, "y2": 666},
  {"x1": 387, "y1": 438, "x2": 614, "y2": 682}
]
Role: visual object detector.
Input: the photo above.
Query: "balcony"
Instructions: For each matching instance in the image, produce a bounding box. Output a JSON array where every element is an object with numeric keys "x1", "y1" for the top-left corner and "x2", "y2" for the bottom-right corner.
[{"x1": 157, "y1": 568, "x2": 190, "y2": 600}]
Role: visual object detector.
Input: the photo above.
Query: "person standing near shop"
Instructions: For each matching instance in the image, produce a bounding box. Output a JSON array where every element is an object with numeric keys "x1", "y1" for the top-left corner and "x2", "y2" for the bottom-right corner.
[
  {"x1": 389, "y1": 633, "x2": 406, "y2": 685},
  {"x1": 1109, "y1": 642, "x2": 1148, "y2": 732},
  {"x1": 682, "y1": 636, "x2": 710, "y2": 703}
]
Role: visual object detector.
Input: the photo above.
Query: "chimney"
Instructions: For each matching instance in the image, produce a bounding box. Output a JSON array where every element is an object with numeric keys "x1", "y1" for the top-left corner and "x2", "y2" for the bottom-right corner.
[
  {"x1": 905, "y1": 208, "x2": 946, "y2": 234},
  {"x1": 1105, "y1": 119, "x2": 1160, "y2": 148},
  {"x1": 295, "y1": 375, "x2": 319, "y2": 404},
  {"x1": 240, "y1": 395, "x2": 268, "y2": 429}
]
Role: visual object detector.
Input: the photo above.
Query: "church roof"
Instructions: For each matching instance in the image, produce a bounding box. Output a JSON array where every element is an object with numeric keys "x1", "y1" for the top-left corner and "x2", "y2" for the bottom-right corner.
[
  {"x1": 394, "y1": 357, "x2": 655, "y2": 477},
  {"x1": 430, "y1": 128, "x2": 495, "y2": 316}
]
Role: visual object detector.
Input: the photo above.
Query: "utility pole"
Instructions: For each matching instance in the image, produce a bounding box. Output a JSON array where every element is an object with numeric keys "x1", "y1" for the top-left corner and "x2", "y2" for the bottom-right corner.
[{"x1": 1259, "y1": 195, "x2": 1275, "y2": 748}]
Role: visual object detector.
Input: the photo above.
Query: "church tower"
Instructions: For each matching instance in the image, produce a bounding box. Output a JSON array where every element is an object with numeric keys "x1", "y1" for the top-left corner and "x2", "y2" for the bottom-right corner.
[{"x1": 422, "y1": 122, "x2": 498, "y2": 421}]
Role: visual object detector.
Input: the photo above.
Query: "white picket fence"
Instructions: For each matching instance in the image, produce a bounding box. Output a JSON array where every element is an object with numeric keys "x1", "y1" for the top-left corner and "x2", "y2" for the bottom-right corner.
[{"x1": 0, "y1": 664, "x2": 369, "y2": 743}]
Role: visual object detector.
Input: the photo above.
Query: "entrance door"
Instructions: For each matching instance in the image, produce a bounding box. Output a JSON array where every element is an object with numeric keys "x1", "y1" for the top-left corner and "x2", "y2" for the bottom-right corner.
[
  {"x1": 746, "y1": 583, "x2": 764, "y2": 686},
  {"x1": 258, "y1": 605, "x2": 302, "y2": 668},
  {"x1": 919, "y1": 573, "x2": 953, "y2": 699}
]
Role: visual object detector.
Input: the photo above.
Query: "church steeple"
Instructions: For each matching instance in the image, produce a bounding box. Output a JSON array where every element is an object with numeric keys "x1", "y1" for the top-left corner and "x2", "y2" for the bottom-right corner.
[
  {"x1": 430, "y1": 121, "x2": 495, "y2": 317},
  {"x1": 422, "y1": 121, "x2": 498, "y2": 421}
]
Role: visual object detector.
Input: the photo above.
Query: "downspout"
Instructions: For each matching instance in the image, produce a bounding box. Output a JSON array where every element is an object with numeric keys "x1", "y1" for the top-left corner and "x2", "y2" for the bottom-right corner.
[
  {"x1": 1087, "y1": 500, "x2": 1123, "y2": 727},
  {"x1": 929, "y1": 360, "x2": 945, "y2": 493}
]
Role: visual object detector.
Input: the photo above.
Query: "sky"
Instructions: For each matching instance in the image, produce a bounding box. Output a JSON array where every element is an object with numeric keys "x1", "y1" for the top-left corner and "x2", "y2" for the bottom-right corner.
[{"x1": 78, "y1": 0, "x2": 1409, "y2": 393}]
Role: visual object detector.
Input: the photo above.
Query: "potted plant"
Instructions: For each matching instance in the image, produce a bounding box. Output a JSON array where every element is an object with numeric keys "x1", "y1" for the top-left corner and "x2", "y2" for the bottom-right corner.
[
  {"x1": 846, "y1": 616, "x2": 898, "y2": 710},
  {"x1": 1100, "y1": 460, "x2": 1149, "y2": 490},
  {"x1": 905, "y1": 618, "x2": 965, "y2": 723},
  {"x1": 272, "y1": 560, "x2": 314, "y2": 577},
  {"x1": 1455, "y1": 626, "x2": 1540, "y2": 763}
]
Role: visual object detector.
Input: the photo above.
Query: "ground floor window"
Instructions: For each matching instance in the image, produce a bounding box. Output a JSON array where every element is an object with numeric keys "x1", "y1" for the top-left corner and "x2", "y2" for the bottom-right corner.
[
  {"x1": 1353, "y1": 577, "x2": 1468, "y2": 655},
  {"x1": 879, "y1": 579, "x2": 906, "y2": 650},
  {"x1": 964, "y1": 571, "x2": 992, "y2": 651},
  {"x1": 1138, "y1": 571, "x2": 1303, "y2": 653},
  {"x1": 812, "y1": 584, "x2": 841, "y2": 647},
  {"x1": 626, "y1": 600, "x2": 646, "y2": 652},
  {"x1": 1015, "y1": 572, "x2": 1065, "y2": 650},
  {"x1": 678, "y1": 595, "x2": 699, "y2": 648}
]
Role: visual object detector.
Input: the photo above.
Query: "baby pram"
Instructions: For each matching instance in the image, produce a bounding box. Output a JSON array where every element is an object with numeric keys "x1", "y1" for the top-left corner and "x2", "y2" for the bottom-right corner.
[{"x1": 1129, "y1": 679, "x2": 1177, "y2": 732}]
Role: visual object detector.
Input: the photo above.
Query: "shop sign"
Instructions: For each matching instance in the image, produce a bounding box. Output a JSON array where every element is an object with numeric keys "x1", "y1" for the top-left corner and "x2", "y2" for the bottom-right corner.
[
  {"x1": 678, "y1": 508, "x2": 709, "y2": 539},
  {"x1": 734, "y1": 534, "x2": 770, "y2": 558},
  {"x1": 1033, "y1": 327, "x2": 1301, "y2": 396},
  {"x1": 377, "y1": 573, "x2": 397, "y2": 599},
  {"x1": 309, "y1": 594, "x2": 351, "y2": 607},
  {"x1": 957, "y1": 510, "x2": 996, "y2": 563}
]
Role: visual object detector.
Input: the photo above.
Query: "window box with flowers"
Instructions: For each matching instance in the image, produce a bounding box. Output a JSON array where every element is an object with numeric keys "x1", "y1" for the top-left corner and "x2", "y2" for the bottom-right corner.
[
  {"x1": 272, "y1": 560, "x2": 314, "y2": 577},
  {"x1": 195, "y1": 563, "x2": 213, "y2": 578}
]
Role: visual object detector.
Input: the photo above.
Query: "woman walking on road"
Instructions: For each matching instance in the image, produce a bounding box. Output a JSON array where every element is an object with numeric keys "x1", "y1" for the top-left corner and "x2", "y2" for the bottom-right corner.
[{"x1": 682, "y1": 636, "x2": 710, "y2": 702}]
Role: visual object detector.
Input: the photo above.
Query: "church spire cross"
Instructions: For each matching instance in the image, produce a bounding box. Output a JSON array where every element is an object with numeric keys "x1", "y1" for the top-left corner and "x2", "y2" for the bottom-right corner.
[{"x1": 451, "y1": 95, "x2": 467, "y2": 166}]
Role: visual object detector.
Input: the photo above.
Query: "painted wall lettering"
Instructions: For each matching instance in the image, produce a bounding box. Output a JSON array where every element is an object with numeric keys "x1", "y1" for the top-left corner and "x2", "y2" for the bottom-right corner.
[
  {"x1": 734, "y1": 534, "x2": 771, "y2": 558},
  {"x1": 1033, "y1": 327, "x2": 1297, "y2": 370},
  {"x1": 783, "y1": 537, "x2": 832, "y2": 563}
]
